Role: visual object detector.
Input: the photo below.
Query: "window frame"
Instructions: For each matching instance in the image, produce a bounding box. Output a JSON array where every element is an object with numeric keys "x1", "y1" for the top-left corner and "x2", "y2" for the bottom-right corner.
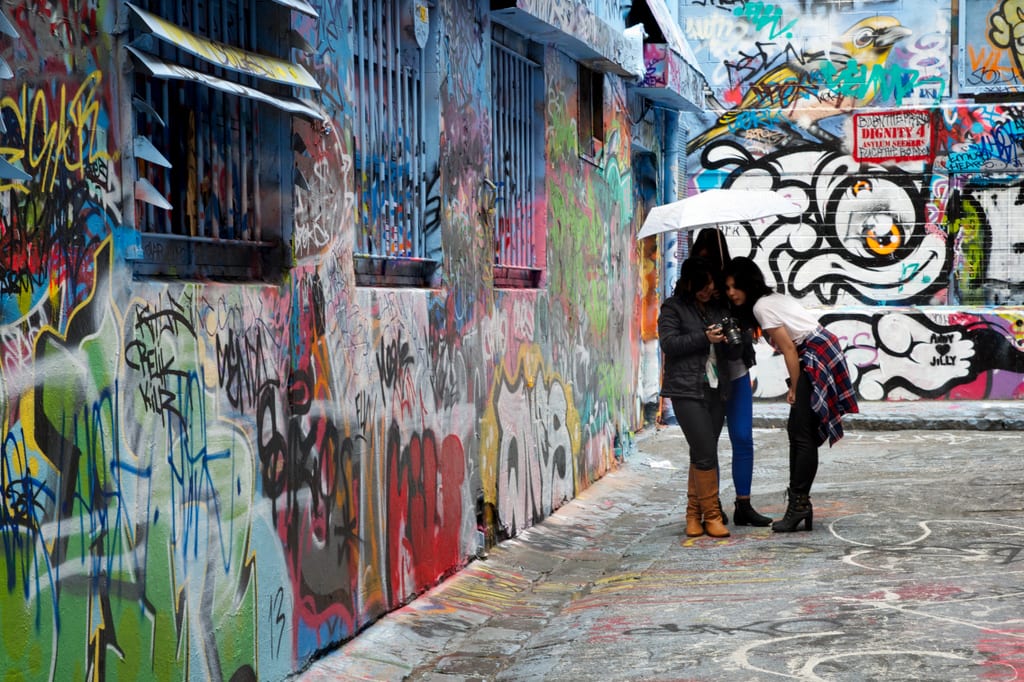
[
  {"x1": 125, "y1": 0, "x2": 318, "y2": 281},
  {"x1": 490, "y1": 26, "x2": 545, "y2": 289},
  {"x1": 350, "y1": 0, "x2": 440, "y2": 288}
]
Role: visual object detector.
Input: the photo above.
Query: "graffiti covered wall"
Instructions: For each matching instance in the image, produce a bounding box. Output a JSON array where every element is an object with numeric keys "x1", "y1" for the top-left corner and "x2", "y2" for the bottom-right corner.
[
  {"x1": 0, "y1": 0, "x2": 642, "y2": 680},
  {"x1": 681, "y1": 0, "x2": 1024, "y2": 400}
]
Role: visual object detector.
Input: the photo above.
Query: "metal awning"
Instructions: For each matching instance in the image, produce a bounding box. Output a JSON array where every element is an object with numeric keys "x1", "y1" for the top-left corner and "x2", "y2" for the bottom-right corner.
[
  {"x1": 632, "y1": 0, "x2": 707, "y2": 112},
  {"x1": 644, "y1": 0, "x2": 701, "y2": 67},
  {"x1": 267, "y1": 0, "x2": 318, "y2": 18},
  {"x1": 127, "y1": 47, "x2": 325, "y2": 120},
  {"x1": 0, "y1": 10, "x2": 17, "y2": 38},
  {"x1": 134, "y1": 177, "x2": 172, "y2": 210},
  {"x1": 0, "y1": 156, "x2": 30, "y2": 182},
  {"x1": 635, "y1": 44, "x2": 707, "y2": 113},
  {"x1": 491, "y1": 0, "x2": 644, "y2": 78},
  {"x1": 127, "y1": 3, "x2": 320, "y2": 90}
]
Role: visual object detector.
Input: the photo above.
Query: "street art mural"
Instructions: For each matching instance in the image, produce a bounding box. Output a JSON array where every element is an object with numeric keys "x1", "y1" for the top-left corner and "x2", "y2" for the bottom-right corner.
[
  {"x1": 682, "y1": 0, "x2": 1024, "y2": 400},
  {"x1": 0, "y1": 0, "x2": 644, "y2": 680},
  {"x1": 751, "y1": 309, "x2": 1024, "y2": 400}
]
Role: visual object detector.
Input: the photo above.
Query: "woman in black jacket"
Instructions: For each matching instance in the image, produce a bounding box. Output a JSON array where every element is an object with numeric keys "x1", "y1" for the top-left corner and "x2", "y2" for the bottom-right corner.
[
  {"x1": 692, "y1": 228, "x2": 772, "y2": 527},
  {"x1": 659, "y1": 257, "x2": 739, "y2": 538}
]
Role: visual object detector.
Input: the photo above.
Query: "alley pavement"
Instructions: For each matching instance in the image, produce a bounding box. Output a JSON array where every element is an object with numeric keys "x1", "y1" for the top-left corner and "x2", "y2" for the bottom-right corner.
[{"x1": 293, "y1": 400, "x2": 1024, "y2": 681}]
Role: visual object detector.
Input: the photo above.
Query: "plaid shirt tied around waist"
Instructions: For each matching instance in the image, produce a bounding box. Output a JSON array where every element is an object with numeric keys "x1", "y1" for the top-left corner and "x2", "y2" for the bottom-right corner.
[{"x1": 799, "y1": 328, "x2": 859, "y2": 446}]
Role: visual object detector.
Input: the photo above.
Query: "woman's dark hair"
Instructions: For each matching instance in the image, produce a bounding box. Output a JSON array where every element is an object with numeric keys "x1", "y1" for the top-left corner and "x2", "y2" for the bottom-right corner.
[
  {"x1": 692, "y1": 227, "x2": 731, "y2": 293},
  {"x1": 674, "y1": 257, "x2": 715, "y2": 300},
  {"x1": 724, "y1": 256, "x2": 773, "y2": 328},
  {"x1": 692, "y1": 228, "x2": 731, "y2": 272}
]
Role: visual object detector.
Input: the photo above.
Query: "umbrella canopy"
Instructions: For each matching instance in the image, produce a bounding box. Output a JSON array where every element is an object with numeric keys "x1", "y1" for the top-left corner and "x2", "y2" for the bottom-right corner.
[{"x1": 637, "y1": 188, "x2": 801, "y2": 240}]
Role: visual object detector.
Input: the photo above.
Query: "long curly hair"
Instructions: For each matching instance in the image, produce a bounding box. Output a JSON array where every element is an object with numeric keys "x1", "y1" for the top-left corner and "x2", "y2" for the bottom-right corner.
[{"x1": 724, "y1": 256, "x2": 773, "y2": 330}]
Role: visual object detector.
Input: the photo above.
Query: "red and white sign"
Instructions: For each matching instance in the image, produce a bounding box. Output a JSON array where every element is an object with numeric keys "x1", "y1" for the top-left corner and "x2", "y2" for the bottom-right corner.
[{"x1": 853, "y1": 110, "x2": 933, "y2": 162}]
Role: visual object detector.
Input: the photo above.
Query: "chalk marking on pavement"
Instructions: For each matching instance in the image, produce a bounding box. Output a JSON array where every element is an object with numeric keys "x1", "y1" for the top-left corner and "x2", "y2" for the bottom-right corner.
[
  {"x1": 798, "y1": 649, "x2": 970, "y2": 681},
  {"x1": 731, "y1": 631, "x2": 844, "y2": 678},
  {"x1": 830, "y1": 516, "x2": 1024, "y2": 547},
  {"x1": 833, "y1": 594, "x2": 1024, "y2": 637}
]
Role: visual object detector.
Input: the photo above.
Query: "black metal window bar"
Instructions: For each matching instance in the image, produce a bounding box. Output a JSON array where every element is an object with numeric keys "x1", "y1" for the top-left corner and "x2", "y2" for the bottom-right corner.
[
  {"x1": 127, "y1": 0, "x2": 320, "y2": 278},
  {"x1": 491, "y1": 37, "x2": 538, "y2": 278},
  {"x1": 352, "y1": 0, "x2": 426, "y2": 260}
]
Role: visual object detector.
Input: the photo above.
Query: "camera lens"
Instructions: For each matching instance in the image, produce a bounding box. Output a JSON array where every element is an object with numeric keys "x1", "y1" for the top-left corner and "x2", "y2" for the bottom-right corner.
[{"x1": 721, "y1": 318, "x2": 742, "y2": 345}]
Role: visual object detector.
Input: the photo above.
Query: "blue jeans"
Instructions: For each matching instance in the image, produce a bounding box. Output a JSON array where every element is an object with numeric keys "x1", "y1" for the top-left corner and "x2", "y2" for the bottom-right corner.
[{"x1": 726, "y1": 374, "x2": 754, "y2": 497}]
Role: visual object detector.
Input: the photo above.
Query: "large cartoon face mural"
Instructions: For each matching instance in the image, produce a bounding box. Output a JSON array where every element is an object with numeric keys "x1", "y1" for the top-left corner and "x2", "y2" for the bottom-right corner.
[
  {"x1": 684, "y1": 4, "x2": 953, "y2": 304},
  {"x1": 700, "y1": 141, "x2": 946, "y2": 305},
  {"x1": 683, "y1": 0, "x2": 1024, "y2": 400}
]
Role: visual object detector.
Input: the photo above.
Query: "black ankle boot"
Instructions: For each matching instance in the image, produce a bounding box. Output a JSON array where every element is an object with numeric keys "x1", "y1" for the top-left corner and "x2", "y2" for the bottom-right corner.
[
  {"x1": 718, "y1": 497, "x2": 728, "y2": 525},
  {"x1": 771, "y1": 489, "x2": 812, "y2": 532},
  {"x1": 733, "y1": 499, "x2": 772, "y2": 526}
]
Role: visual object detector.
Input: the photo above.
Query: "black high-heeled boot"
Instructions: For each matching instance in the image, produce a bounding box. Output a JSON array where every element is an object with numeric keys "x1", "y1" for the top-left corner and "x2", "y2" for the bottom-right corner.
[
  {"x1": 733, "y1": 498, "x2": 772, "y2": 526},
  {"x1": 771, "y1": 489, "x2": 812, "y2": 532}
]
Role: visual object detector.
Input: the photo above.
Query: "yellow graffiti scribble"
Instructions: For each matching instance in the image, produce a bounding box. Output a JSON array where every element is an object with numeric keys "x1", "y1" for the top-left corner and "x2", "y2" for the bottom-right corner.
[
  {"x1": 0, "y1": 73, "x2": 111, "y2": 193},
  {"x1": 479, "y1": 344, "x2": 582, "y2": 506}
]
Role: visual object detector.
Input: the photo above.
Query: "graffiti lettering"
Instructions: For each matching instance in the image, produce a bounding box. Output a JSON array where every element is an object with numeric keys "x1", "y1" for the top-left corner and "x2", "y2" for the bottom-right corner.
[
  {"x1": 385, "y1": 423, "x2": 465, "y2": 602},
  {"x1": 217, "y1": 327, "x2": 273, "y2": 412},
  {"x1": 1, "y1": 75, "x2": 109, "y2": 193},
  {"x1": 375, "y1": 331, "x2": 414, "y2": 404},
  {"x1": 269, "y1": 587, "x2": 287, "y2": 659},
  {"x1": 126, "y1": 298, "x2": 198, "y2": 423},
  {"x1": 494, "y1": 372, "x2": 574, "y2": 534},
  {"x1": 733, "y1": 1, "x2": 798, "y2": 41}
]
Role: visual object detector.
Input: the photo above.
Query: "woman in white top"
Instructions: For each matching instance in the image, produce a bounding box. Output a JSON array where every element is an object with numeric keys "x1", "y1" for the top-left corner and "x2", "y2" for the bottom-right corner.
[{"x1": 723, "y1": 257, "x2": 859, "y2": 532}]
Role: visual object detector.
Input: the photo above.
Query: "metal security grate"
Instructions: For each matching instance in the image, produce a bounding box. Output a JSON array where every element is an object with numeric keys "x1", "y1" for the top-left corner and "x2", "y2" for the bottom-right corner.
[
  {"x1": 128, "y1": 0, "x2": 320, "y2": 279},
  {"x1": 491, "y1": 42, "x2": 537, "y2": 270},
  {"x1": 132, "y1": 0, "x2": 269, "y2": 242},
  {"x1": 352, "y1": 0, "x2": 426, "y2": 258}
]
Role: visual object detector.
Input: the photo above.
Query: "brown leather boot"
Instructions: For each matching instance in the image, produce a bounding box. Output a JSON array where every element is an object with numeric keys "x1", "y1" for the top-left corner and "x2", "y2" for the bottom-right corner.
[
  {"x1": 694, "y1": 468, "x2": 730, "y2": 538},
  {"x1": 685, "y1": 465, "x2": 704, "y2": 537}
]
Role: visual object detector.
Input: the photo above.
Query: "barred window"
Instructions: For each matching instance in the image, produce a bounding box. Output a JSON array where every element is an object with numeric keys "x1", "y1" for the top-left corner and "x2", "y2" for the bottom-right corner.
[
  {"x1": 352, "y1": 0, "x2": 439, "y2": 287},
  {"x1": 127, "y1": 0, "x2": 320, "y2": 280},
  {"x1": 491, "y1": 26, "x2": 544, "y2": 288}
]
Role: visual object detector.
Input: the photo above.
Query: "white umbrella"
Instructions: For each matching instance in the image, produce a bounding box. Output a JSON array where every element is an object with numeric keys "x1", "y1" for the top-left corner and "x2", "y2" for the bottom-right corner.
[{"x1": 637, "y1": 188, "x2": 801, "y2": 240}]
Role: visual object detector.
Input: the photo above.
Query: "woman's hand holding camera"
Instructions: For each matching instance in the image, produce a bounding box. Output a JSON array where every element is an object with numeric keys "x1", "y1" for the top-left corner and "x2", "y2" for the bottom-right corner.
[{"x1": 705, "y1": 324, "x2": 725, "y2": 343}]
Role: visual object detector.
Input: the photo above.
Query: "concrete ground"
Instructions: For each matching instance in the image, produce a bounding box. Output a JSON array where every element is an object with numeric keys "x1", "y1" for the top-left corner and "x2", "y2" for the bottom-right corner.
[{"x1": 293, "y1": 401, "x2": 1024, "y2": 681}]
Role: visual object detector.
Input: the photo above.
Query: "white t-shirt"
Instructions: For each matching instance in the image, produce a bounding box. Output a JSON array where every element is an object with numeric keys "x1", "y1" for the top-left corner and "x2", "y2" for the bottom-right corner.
[{"x1": 753, "y1": 293, "x2": 820, "y2": 345}]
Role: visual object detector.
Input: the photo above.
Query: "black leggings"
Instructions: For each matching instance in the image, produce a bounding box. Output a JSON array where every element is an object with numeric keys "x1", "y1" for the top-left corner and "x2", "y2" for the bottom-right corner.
[
  {"x1": 672, "y1": 390, "x2": 726, "y2": 471},
  {"x1": 787, "y1": 372, "x2": 819, "y2": 496}
]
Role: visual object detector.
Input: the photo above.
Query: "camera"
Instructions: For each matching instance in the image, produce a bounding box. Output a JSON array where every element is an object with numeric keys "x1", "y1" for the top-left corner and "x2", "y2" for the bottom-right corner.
[{"x1": 717, "y1": 317, "x2": 743, "y2": 345}]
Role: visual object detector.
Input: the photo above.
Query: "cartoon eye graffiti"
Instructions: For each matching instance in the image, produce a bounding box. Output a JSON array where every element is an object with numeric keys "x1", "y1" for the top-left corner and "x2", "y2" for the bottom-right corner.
[
  {"x1": 861, "y1": 213, "x2": 903, "y2": 256},
  {"x1": 835, "y1": 177, "x2": 915, "y2": 261},
  {"x1": 852, "y1": 180, "x2": 871, "y2": 195}
]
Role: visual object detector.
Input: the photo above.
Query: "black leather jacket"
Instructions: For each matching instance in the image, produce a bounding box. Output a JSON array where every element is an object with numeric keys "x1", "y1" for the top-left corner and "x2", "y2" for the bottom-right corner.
[{"x1": 658, "y1": 294, "x2": 740, "y2": 400}]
